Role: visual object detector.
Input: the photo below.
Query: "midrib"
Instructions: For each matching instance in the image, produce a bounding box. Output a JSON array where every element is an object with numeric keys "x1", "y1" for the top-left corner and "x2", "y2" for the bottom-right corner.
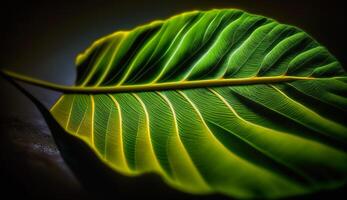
[{"x1": 1, "y1": 69, "x2": 317, "y2": 94}]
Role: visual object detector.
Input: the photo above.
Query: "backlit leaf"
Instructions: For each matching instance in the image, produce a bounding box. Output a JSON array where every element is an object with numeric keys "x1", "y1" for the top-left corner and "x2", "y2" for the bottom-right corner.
[{"x1": 3, "y1": 9, "x2": 347, "y2": 199}]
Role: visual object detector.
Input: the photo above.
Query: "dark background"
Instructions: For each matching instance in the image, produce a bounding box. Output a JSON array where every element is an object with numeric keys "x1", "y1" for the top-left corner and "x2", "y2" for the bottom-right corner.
[{"x1": 0, "y1": 0, "x2": 346, "y2": 199}]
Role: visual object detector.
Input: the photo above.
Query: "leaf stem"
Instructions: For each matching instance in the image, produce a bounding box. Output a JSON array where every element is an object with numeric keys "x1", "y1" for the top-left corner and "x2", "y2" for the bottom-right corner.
[{"x1": 1, "y1": 69, "x2": 315, "y2": 94}]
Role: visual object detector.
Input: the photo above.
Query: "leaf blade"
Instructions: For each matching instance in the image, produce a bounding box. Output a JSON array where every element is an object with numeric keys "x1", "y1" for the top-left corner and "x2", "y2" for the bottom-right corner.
[{"x1": 3, "y1": 8, "x2": 347, "y2": 199}]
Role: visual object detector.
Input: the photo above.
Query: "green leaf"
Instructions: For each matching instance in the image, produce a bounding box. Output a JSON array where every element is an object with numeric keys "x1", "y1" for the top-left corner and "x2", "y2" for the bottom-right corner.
[{"x1": 2, "y1": 9, "x2": 347, "y2": 199}]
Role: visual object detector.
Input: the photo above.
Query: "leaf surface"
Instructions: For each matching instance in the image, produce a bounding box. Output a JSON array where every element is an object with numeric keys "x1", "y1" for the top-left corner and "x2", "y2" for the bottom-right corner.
[{"x1": 5, "y1": 9, "x2": 347, "y2": 199}]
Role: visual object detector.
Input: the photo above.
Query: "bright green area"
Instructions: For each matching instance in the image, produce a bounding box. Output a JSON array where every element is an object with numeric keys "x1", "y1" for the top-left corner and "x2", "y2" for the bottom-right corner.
[{"x1": 47, "y1": 9, "x2": 347, "y2": 199}]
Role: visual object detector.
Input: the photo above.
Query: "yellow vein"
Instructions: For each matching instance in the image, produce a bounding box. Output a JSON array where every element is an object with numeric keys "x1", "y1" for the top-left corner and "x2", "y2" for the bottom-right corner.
[
  {"x1": 287, "y1": 46, "x2": 324, "y2": 75},
  {"x1": 208, "y1": 88, "x2": 243, "y2": 120},
  {"x1": 157, "y1": 92, "x2": 180, "y2": 177},
  {"x1": 1, "y1": 70, "x2": 317, "y2": 94},
  {"x1": 307, "y1": 61, "x2": 340, "y2": 77},
  {"x1": 65, "y1": 96, "x2": 76, "y2": 130},
  {"x1": 176, "y1": 14, "x2": 221, "y2": 81},
  {"x1": 133, "y1": 18, "x2": 194, "y2": 84},
  {"x1": 50, "y1": 95, "x2": 64, "y2": 112},
  {"x1": 108, "y1": 94, "x2": 130, "y2": 171},
  {"x1": 95, "y1": 32, "x2": 128, "y2": 86},
  {"x1": 202, "y1": 12, "x2": 220, "y2": 41},
  {"x1": 208, "y1": 88, "x2": 314, "y2": 182},
  {"x1": 156, "y1": 91, "x2": 210, "y2": 188},
  {"x1": 230, "y1": 86, "x2": 345, "y2": 138},
  {"x1": 90, "y1": 95, "x2": 95, "y2": 146},
  {"x1": 269, "y1": 84, "x2": 347, "y2": 137},
  {"x1": 177, "y1": 90, "x2": 240, "y2": 156},
  {"x1": 178, "y1": 90, "x2": 267, "y2": 172},
  {"x1": 220, "y1": 15, "x2": 251, "y2": 77},
  {"x1": 129, "y1": 19, "x2": 191, "y2": 83},
  {"x1": 151, "y1": 14, "x2": 206, "y2": 83},
  {"x1": 180, "y1": 12, "x2": 228, "y2": 81},
  {"x1": 178, "y1": 90, "x2": 310, "y2": 190},
  {"x1": 254, "y1": 24, "x2": 287, "y2": 76},
  {"x1": 117, "y1": 25, "x2": 165, "y2": 86},
  {"x1": 270, "y1": 84, "x2": 332, "y2": 121},
  {"x1": 75, "y1": 101, "x2": 88, "y2": 136},
  {"x1": 227, "y1": 22, "x2": 277, "y2": 77},
  {"x1": 273, "y1": 32, "x2": 306, "y2": 75},
  {"x1": 286, "y1": 82, "x2": 344, "y2": 110},
  {"x1": 131, "y1": 93, "x2": 164, "y2": 174},
  {"x1": 81, "y1": 40, "x2": 116, "y2": 86},
  {"x1": 102, "y1": 99, "x2": 113, "y2": 159},
  {"x1": 155, "y1": 91, "x2": 182, "y2": 167}
]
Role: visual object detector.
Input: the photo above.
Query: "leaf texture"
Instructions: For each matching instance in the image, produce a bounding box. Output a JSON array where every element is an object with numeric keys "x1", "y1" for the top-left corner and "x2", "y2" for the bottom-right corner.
[{"x1": 46, "y1": 9, "x2": 347, "y2": 198}]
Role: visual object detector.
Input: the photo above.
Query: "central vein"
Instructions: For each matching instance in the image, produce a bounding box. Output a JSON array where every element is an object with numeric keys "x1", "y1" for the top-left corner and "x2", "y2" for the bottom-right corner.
[{"x1": 1, "y1": 69, "x2": 315, "y2": 94}]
